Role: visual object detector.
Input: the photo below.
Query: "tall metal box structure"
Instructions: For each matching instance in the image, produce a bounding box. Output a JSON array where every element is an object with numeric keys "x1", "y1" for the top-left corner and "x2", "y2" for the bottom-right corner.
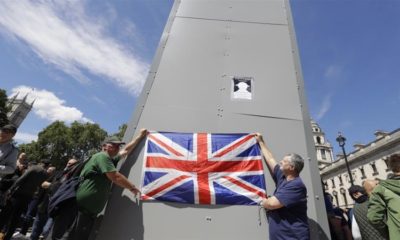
[{"x1": 96, "y1": 0, "x2": 330, "y2": 239}]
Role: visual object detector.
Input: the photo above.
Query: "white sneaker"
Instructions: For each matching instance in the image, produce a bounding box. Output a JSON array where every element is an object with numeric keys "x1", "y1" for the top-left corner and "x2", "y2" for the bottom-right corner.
[
  {"x1": 12, "y1": 232, "x2": 23, "y2": 237},
  {"x1": 12, "y1": 232, "x2": 27, "y2": 239}
]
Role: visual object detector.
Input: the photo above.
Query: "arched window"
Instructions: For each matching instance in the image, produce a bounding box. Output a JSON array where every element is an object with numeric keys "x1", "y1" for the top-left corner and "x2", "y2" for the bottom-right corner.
[
  {"x1": 370, "y1": 162, "x2": 379, "y2": 176},
  {"x1": 359, "y1": 166, "x2": 366, "y2": 179},
  {"x1": 316, "y1": 136, "x2": 321, "y2": 144},
  {"x1": 332, "y1": 191, "x2": 339, "y2": 207},
  {"x1": 340, "y1": 188, "x2": 348, "y2": 206},
  {"x1": 383, "y1": 157, "x2": 390, "y2": 172},
  {"x1": 323, "y1": 181, "x2": 328, "y2": 190},
  {"x1": 321, "y1": 149, "x2": 326, "y2": 160}
]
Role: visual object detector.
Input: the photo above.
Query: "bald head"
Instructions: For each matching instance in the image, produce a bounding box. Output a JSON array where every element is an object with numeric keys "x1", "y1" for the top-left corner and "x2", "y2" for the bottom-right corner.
[
  {"x1": 66, "y1": 158, "x2": 78, "y2": 168},
  {"x1": 17, "y1": 153, "x2": 28, "y2": 168},
  {"x1": 363, "y1": 179, "x2": 379, "y2": 196}
]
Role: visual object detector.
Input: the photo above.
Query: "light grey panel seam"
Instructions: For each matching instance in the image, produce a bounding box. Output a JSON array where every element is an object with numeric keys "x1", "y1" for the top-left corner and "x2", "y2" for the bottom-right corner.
[
  {"x1": 176, "y1": 16, "x2": 287, "y2": 26},
  {"x1": 233, "y1": 112, "x2": 302, "y2": 122}
]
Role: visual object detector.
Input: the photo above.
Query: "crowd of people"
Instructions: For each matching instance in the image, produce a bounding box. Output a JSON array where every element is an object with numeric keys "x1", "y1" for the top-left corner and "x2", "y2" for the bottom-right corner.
[
  {"x1": 0, "y1": 123, "x2": 399, "y2": 240},
  {"x1": 323, "y1": 154, "x2": 400, "y2": 240},
  {"x1": 0, "y1": 124, "x2": 146, "y2": 240}
]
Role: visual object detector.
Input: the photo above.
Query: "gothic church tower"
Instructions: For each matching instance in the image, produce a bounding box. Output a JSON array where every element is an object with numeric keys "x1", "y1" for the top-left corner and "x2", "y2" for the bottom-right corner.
[{"x1": 7, "y1": 93, "x2": 34, "y2": 128}]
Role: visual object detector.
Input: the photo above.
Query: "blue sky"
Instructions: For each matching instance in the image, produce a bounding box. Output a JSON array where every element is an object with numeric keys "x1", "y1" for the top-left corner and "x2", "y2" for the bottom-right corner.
[{"x1": 0, "y1": 0, "x2": 399, "y2": 156}]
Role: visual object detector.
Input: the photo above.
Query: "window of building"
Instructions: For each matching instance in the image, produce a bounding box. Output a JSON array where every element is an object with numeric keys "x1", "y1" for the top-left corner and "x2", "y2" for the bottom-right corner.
[
  {"x1": 359, "y1": 166, "x2": 366, "y2": 179},
  {"x1": 338, "y1": 175, "x2": 343, "y2": 186},
  {"x1": 370, "y1": 162, "x2": 379, "y2": 176},
  {"x1": 321, "y1": 149, "x2": 326, "y2": 160},
  {"x1": 332, "y1": 191, "x2": 339, "y2": 207},
  {"x1": 383, "y1": 157, "x2": 390, "y2": 172},
  {"x1": 340, "y1": 188, "x2": 348, "y2": 206},
  {"x1": 331, "y1": 178, "x2": 336, "y2": 188},
  {"x1": 316, "y1": 136, "x2": 321, "y2": 144},
  {"x1": 344, "y1": 174, "x2": 350, "y2": 183}
]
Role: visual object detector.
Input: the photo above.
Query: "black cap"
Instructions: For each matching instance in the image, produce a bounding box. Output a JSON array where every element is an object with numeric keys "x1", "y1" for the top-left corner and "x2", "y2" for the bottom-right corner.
[
  {"x1": 1, "y1": 124, "x2": 17, "y2": 134},
  {"x1": 348, "y1": 185, "x2": 366, "y2": 196},
  {"x1": 41, "y1": 159, "x2": 51, "y2": 166}
]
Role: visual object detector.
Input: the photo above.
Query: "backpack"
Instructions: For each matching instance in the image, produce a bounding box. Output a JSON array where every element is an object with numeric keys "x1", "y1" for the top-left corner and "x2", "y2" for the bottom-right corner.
[{"x1": 47, "y1": 158, "x2": 91, "y2": 217}]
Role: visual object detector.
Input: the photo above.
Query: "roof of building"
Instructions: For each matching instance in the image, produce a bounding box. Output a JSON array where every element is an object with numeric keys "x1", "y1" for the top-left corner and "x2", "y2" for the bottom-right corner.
[{"x1": 320, "y1": 127, "x2": 400, "y2": 176}]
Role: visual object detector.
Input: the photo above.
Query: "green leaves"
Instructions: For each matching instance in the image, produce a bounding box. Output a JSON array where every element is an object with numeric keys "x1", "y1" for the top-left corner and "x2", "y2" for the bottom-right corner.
[
  {"x1": 20, "y1": 121, "x2": 108, "y2": 169},
  {"x1": 0, "y1": 88, "x2": 10, "y2": 127}
]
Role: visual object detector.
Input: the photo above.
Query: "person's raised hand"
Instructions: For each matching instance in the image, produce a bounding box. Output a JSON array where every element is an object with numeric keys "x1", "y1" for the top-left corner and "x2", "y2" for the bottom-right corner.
[
  {"x1": 139, "y1": 128, "x2": 148, "y2": 138},
  {"x1": 254, "y1": 133, "x2": 264, "y2": 143}
]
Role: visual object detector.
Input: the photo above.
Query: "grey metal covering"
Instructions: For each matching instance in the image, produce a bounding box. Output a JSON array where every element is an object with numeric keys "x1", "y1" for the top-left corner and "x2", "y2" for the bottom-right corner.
[{"x1": 95, "y1": 0, "x2": 330, "y2": 239}]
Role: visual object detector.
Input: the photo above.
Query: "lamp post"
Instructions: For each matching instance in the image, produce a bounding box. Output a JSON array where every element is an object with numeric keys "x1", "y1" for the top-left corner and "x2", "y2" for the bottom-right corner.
[{"x1": 336, "y1": 132, "x2": 354, "y2": 186}]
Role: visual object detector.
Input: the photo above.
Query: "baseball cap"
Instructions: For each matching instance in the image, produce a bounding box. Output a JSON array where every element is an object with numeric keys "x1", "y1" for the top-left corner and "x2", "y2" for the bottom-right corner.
[
  {"x1": 105, "y1": 136, "x2": 125, "y2": 145},
  {"x1": 1, "y1": 124, "x2": 17, "y2": 134},
  {"x1": 41, "y1": 159, "x2": 51, "y2": 165},
  {"x1": 348, "y1": 185, "x2": 365, "y2": 196}
]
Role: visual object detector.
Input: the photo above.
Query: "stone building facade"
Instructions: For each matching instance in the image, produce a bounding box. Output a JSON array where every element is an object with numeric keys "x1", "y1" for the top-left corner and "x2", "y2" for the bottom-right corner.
[{"x1": 318, "y1": 128, "x2": 400, "y2": 208}]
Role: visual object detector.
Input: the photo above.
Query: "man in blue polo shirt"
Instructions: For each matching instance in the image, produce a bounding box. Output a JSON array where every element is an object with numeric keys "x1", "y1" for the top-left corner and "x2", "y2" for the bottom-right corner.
[{"x1": 255, "y1": 133, "x2": 309, "y2": 240}]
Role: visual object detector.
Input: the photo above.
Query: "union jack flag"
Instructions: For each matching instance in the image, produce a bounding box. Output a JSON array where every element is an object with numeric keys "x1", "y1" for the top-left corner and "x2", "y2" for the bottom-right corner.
[{"x1": 141, "y1": 132, "x2": 266, "y2": 205}]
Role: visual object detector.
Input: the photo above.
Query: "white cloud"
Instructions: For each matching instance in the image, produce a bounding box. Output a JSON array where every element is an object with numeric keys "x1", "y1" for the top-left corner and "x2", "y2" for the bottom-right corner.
[
  {"x1": 0, "y1": 1, "x2": 148, "y2": 95},
  {"x1": 315, "y1": 95, "x2": 331, "y2": 121},
  {"x1": 91, "y1": 96, "x2": 106, "y2": 106},
  {"x1": 11, "y1": 85, "x2": 92, "y2": 123},
  {"x1": 324, "y1": 65, "x2": 342, "y2": 78},
  {"x1": 14, "y1": 131, "x2": 38, "y2": 143}
]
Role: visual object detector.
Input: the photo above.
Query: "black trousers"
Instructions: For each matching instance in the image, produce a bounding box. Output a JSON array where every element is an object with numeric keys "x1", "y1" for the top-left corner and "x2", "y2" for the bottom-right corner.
[
  {"x1": 0, "y1": 195, "x2": 31, "y2": 240},
  {"x1": 46, "y1": 201, "x2": 78, "y2": 240},
  {"x1": 67, "y1": 210, "x2": 96, "y2": 240}
]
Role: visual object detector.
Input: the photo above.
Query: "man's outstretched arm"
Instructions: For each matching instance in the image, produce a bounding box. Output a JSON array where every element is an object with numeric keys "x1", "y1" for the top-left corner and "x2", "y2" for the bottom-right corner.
[
  {"x1": 255, "y1": 133, "x2": 277, "y2": 174},
  {"x1": 106, "y1": 171, "x2": 140, "y2": 196}
]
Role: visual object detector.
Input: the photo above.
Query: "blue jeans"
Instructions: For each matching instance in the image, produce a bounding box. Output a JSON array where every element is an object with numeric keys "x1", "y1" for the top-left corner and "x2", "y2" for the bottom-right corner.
[
  {"x1": 20, "y1": 197, "x2": 40, "y2": 235},
  {"x1": 30, "y1": 211, "x2": 49, "y2": 240},
  {"x1": 42, "y1": 218, "x2": 53, "y2": 238}
]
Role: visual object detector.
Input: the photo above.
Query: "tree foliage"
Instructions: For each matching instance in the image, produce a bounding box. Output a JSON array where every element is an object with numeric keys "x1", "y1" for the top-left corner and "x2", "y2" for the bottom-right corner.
[
  {"x1": 19, "y1": 121, "x2": 107, "y2": 169},
  {"x1": 113, "y1": 123, "x2": 127, "y2": 140},
  {"x1": 70, "y1": 121, "x2": 108, "y2": 160},
  {"x1": 0, "y1": 88, "x2": 10, "y2": 127}
]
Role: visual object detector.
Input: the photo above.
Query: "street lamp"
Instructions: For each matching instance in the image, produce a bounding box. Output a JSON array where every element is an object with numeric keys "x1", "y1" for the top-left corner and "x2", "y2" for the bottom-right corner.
[{"x1": 336, "y1": 132, "x2": 354, "y2": 186}]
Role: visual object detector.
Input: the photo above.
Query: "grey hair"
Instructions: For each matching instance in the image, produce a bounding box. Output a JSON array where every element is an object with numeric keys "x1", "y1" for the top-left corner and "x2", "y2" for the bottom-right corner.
[{"x1": 285, "y1": 153, "x2": 304, "y2": 174}]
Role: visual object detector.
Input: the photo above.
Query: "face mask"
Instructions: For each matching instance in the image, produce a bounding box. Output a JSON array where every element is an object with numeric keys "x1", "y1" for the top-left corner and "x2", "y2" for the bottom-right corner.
[{"x1": 355, "y1": 194, "x2": 368, "y2": 203}]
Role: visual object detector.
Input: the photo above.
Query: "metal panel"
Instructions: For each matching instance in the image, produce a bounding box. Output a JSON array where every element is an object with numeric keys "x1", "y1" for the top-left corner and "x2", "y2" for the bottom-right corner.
[
  {"x1": 144, "y1": 17, "x2": 301, "y2": 120},
  {"x1": 220, "y1": 22, "x2": 302, "y2": 119},
  {"x1": 144, "y1": 18, "x2": 224, "y2": 111},
  {"x1": 177, "y1": 0, "x2": 287, "y2": 25},
  {"x1": 95, "y1": 0, "x2": 330, "y2": 239}
]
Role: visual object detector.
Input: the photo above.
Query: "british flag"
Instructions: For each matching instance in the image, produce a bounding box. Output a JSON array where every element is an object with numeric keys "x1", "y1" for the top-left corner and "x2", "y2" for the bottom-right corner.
[{"x1": 141, "y1": 132, "x2": 266, "y2": 205}]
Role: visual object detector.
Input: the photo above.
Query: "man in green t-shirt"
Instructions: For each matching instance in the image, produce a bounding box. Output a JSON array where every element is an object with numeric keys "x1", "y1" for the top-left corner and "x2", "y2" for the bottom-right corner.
[{"x1": 68, "y1": 129, "x2": 147, "y2": 240}]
